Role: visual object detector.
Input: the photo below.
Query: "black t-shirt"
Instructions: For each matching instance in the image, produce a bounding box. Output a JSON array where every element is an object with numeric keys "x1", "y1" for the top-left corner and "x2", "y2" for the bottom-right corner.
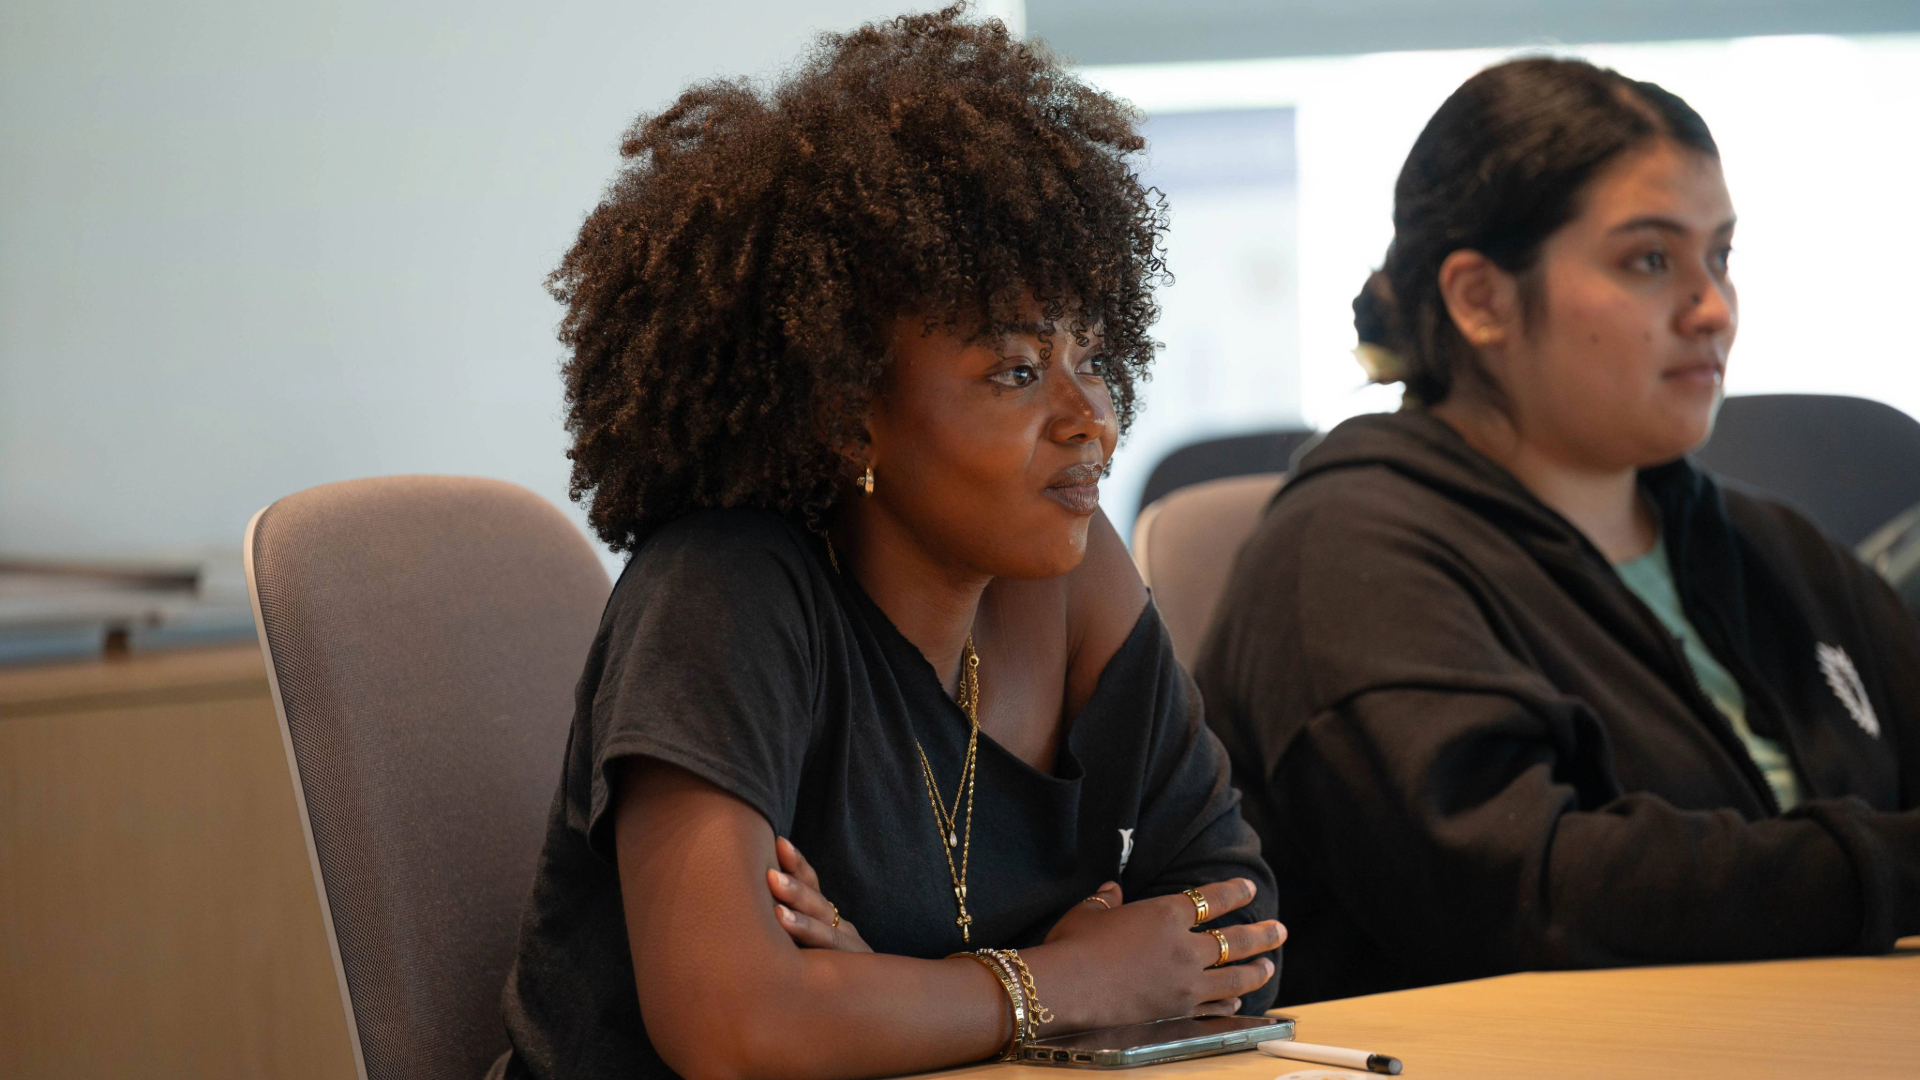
[{"x1": 498, "y1": 509, "x2": 1277, "y2": 1080}]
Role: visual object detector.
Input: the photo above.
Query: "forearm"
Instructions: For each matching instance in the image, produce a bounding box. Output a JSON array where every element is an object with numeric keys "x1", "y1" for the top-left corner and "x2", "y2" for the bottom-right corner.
[
  {"x1": 619, "y1": 760, "x2": 1019, "y2": 1080},
  {"x1": 616, "y1": 761, "x2": 1277, "y2": 1080},
  {"x1": 664, "y1": 949, "x2": 1012, "y2": 1080},
  {"x1": 1540, "y1": 798, "x2": 1869, "y2": 963},
  {"x1": 1488, "y1": 798, "x2": 1913, "y2": 964},
  {"x1": 759, "y1": 937, "x2": 1155, "y2": 1074},
  {"x1": 1284, "y1": 718, "x2": 1920, "y2": 977}
]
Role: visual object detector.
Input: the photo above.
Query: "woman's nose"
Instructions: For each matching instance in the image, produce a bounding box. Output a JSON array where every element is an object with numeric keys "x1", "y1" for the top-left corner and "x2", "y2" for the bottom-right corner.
[
  {"x1": 1680, "y1": 266, "x2": 1735, "y2": 337},
  {"x1": 1048, "y1": 373, "x2": 1110, "y2": 444}
]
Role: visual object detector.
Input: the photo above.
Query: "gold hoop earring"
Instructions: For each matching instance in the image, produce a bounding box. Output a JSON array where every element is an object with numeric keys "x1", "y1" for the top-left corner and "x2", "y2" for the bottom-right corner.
[{"x1": 861, "y1": 466, "x2": 875, "y2": 496}]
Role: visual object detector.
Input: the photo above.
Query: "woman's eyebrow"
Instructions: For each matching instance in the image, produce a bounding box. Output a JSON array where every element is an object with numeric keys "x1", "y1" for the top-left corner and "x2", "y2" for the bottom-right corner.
[
  {"x1": 1608, "y1": 214, "x2": 1738, "y2": 236},
  {"x1": 1609, "y1": 215, "x2": 1688, "y2": 236},
  {"x1": 964, "y1": 322, "x2": 1053, "y2": 351},
  {"x1": 963, "y1": 321, "x2": 1042, "y2": 345},
  {"x1": 973, "y1": 321, "x2": 1104, "y2": 353}
]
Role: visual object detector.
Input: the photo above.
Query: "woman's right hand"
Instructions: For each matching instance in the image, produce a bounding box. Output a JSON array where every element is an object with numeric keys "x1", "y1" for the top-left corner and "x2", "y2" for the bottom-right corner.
[
  {"x1": 767, "y1": 836, "x2": 872, "y2": 953},
  {"x1": 1025, "y1": 877, "x2": 1285, "y2": 1033}
]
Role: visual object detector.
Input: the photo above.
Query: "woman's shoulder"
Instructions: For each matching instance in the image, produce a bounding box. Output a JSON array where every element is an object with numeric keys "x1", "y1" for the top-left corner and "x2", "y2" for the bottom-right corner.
[
  {"x1": 1716, "y1": 481, "x2": 1847, "y2": 556},
  {"x1": 625, "y1": 507, "x2": 822, "y2": 575},
  {"x1": 609, "y1": 508, "x2": 834, "y2": 625},
  {"x1": 1217, "y1": 453, "x2": 1536, "y2": 654},
  {"x1": 1715, "y1": 482, "x2": 1900, "y2": 615},
  {"x1": 1272, "y1": 460, "x2": 1451, "y2": 524},
  {"x1": 635, "y1": 506, "x2": 819, "y2": 559},
  {"x1": 1250, "y1": 463, "x2": 1489, "y2": 580}
]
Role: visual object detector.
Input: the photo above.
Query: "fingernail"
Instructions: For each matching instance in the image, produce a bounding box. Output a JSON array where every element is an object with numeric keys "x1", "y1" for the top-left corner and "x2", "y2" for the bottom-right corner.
[
  {"x1": 775, "y1": 872, "x2": 791, "y2": 887},
  {"x1": 776, "y1": 904, "x2": 795, "y2": 922},
  {"x1": 1244, "y1": 878, "x2": 1257, "y2": 896},
  {"x1": 1263, "y1": 958, "x2": 1274, "y2": 975}
]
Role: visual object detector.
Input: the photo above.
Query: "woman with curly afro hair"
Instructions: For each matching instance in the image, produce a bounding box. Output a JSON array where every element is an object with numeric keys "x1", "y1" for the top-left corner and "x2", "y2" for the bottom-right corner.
[{"x1": 495, "y1": 8, "x2": 1285, "y2": 1080}]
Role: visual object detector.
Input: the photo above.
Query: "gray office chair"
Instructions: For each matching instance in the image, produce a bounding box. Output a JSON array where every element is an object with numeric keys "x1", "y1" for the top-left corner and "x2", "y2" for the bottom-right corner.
[
  {"x1": 1695, "y1": 393, "x2": 1920, "y2": 547},
  {"x1": 245, "y1": 476, "x2": 610, "y2": 1080},
  {"x1": 1131, "y1": 473, "x2": 1286, "y2": 669}
]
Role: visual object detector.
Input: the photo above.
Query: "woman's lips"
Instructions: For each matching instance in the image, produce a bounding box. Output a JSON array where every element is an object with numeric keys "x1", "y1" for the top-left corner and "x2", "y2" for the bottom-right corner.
[
  {"x1": 1043, "y1": 462, "x2": 1105, "y2": 515},
  {"x1": 1663, "y1": 359, "x2": 1724, "y2": 389},
  {"x1": 1043, "y1": 482, "x2": 1101, "y2": 514}
]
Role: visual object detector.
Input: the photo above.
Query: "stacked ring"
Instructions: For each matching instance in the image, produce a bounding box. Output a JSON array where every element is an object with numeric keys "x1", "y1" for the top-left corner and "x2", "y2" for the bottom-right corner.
[
  {"x1": 1207, "y1": 928, "x2": 1231, "y2": 968},
  {"x1": 1182, "y1": 888, "x2": 1210, "y2": 926},
  {"x1": 1082, "y1": 895, "x2": 1112, "y2": 910},
  {"x1": 828, "y1": 902, "x2": 841, "y2": 929}
]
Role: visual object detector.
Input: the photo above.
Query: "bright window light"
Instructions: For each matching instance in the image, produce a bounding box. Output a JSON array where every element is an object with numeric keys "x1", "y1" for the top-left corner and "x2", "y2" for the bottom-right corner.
[{"x1": 1082, "y1": 34, "x2": 1920, "y2": 537}]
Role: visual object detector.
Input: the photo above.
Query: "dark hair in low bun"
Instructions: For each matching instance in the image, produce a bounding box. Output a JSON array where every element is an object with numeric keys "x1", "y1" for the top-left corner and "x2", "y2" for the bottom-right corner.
[
  {"x1": 1353, "y1": 270, "x2": 1398, "y2": 354},
  {"x1": 1358, "y1": 56, "x2": 1718, "y2": 405}
]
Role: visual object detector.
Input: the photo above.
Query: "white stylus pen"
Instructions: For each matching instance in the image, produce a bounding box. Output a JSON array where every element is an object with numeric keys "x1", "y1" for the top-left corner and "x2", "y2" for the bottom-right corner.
[{"x1": 1257, "y1": 1038, "x2": 1403, "y2": 1076}]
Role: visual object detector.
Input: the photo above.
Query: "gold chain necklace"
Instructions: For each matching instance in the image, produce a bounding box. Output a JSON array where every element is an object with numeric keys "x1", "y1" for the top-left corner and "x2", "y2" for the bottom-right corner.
[
  {"x1": 914, "y1": 636, "x2": 981, "y2": 943},
  {"x1": 820, "y1": 540, "x2": 984, "y2": 945}
]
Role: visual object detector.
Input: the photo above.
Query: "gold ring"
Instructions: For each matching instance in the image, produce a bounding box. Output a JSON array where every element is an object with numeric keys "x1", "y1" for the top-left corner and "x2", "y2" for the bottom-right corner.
[
  {"x1": 1207, "y1": 928, "x2": 1230, "y2": 968},
  {"x1": 1183, "y1": 888, "x2": 1209, "y2": 926},
  {"x1": 829, "y1": 902, "x2": 841, "y2": 929},
  {"x1": 1083, "y1": 895, "x2": 1112, "y2": 910}
]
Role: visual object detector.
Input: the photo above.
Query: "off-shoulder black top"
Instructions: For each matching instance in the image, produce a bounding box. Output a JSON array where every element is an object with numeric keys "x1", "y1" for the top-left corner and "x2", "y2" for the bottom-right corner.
[{"x1": 498, "y1": 509, "x2": 1276, "y2": 1079}]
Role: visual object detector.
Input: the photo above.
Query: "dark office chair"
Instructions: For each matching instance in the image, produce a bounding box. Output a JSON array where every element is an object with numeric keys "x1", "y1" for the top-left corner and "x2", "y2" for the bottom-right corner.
[
  {"x1": 245, "y1": 476, "x2": 610, "y2": 1080},
  {"x1": 1137, "y1": 428, "x2": 1317, "y2": 511},
  {"x1": 1695, "y1": 393, "x2": 1920, "y2": 547}
]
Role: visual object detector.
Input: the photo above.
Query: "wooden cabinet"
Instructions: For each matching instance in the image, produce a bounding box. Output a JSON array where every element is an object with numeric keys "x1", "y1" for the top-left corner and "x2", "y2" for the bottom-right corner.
[{"x1": 0, "y1": 646, "x2": 356, "y2": 1080}]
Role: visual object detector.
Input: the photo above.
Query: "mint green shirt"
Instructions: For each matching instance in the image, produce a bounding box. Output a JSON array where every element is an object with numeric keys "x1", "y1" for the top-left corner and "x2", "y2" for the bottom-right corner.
[{"x1": 1614, "y1": 537, "x2": 1802, "y2": 811}]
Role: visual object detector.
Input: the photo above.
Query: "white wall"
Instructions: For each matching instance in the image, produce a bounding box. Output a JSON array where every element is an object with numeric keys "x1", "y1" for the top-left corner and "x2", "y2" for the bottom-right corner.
[{"x1": 0, "y1": 0, "x2": 1019, "y2": 562}]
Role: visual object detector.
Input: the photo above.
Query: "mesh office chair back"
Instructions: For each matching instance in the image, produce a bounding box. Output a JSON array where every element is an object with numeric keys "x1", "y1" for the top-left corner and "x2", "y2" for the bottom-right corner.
[
  {"x1": 1131, "y1": 473, "x2": 1286, "y2": 669},
  {"x1": 245, "y1": 476, "x2": 610, "y2": 1080}
]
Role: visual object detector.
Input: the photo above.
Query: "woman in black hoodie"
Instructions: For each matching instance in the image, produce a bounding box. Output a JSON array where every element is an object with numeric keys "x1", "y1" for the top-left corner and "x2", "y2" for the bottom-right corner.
[{"x1": 1197, "y1": 57, "x2": 1920, "y2": 1005}]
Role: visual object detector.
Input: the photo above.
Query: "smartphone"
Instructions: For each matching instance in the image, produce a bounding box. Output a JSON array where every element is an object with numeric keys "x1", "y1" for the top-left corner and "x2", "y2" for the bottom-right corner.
[{"x1": 1018, "y1": 1014, "x2": 1295, "y2": 1069}]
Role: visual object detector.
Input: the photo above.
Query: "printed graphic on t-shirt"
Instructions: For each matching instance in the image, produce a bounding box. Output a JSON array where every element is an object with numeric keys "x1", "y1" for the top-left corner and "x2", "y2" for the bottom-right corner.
[
  {"x1": 1117, "y1": 828, "x2": 1135, "y2": 875},
  {"x1": 1816, "y1": 642, "x2": 1880, "y2": 738}
]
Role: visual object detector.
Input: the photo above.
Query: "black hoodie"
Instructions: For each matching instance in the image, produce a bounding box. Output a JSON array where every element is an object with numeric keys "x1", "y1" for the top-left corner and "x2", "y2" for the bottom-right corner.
[{"x1": 1195, "y1": 410, "x2": 1920, "y2": 1005}]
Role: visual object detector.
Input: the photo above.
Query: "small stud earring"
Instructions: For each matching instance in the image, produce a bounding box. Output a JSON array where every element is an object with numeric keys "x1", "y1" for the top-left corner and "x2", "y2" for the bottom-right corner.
[{"x1": 861, "y1": 466, "x2": 875, "y2": 496}]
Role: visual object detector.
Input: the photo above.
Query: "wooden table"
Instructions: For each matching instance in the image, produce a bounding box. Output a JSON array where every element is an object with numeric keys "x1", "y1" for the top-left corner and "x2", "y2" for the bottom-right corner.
[
  {"x1": 7, "y1": 645, "x2": 1916, "y2": 1079},
  {"x1": 924, "y1": 939, "x2": 1920, "y2": 1079}
]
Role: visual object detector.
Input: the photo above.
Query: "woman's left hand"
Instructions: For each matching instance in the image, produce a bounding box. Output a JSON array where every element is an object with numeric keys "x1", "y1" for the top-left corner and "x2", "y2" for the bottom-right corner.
[{"x1": 767, "y1": 836, "x2": 872, "y2": 952}]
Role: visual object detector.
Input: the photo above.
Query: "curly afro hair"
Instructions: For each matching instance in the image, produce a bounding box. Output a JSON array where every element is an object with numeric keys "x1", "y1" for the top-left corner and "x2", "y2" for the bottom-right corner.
[{"x1": 551, "y1": 4, "x2": 1167, "y2": 553}]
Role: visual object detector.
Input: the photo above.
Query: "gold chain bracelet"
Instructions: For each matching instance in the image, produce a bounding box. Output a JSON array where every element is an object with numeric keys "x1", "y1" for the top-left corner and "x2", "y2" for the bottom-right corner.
[{"x1": 994, "y1": 949, "x2": 1055, "y2": 1035}]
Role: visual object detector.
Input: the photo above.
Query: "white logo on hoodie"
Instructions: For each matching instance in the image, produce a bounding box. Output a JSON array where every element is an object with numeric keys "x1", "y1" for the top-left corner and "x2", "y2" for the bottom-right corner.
[
  {"x1": 1117, "y1": 828, "x2": 1135, "y2": 876},
  {"x1": 1816, "y1": 643, "x2": 1880, "y2": 738}
]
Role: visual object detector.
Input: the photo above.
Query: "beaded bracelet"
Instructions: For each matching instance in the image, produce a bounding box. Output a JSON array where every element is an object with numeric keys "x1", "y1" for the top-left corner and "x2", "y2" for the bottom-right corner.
[
  {"x1": 952, "y1": 951, "x2": 1026, "y2": 1061},
  {"x1": 980, "y1": 950, "x2": 1033, "y2": 1044}
]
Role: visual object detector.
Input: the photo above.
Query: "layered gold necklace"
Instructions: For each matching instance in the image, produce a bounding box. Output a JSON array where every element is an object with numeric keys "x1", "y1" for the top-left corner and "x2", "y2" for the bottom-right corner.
[{"x1": 915, "y1": 636, "x2": 981, "y2": 943}]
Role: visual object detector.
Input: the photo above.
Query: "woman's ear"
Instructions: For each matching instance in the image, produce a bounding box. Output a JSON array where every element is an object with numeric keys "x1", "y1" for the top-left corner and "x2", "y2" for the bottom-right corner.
[
  {"x1": 834, "y1": 414, "x2": 878, "y2": 486},
  {"x1": 1437, "y1": 249, "x2": 1520, "y2": 350}
]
